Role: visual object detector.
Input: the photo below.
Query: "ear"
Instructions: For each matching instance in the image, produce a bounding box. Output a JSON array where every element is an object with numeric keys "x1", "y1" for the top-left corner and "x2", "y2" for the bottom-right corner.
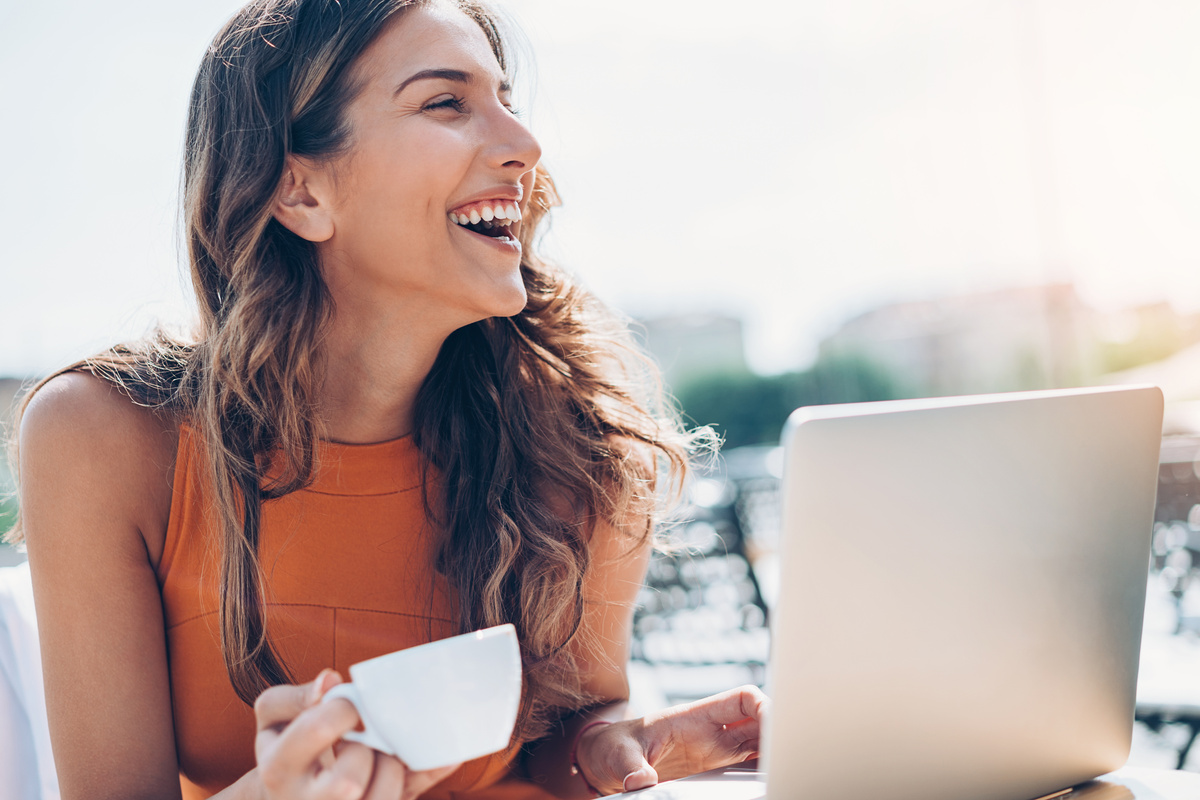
[{"x1": 272, "y1": 155, "x2": 335, "y2": 243}]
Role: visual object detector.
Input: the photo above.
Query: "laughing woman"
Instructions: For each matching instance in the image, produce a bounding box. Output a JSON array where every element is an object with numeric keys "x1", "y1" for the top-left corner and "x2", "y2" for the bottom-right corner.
[{"x1": 9, "y1": 1, "x2": 765, "y2": 799}]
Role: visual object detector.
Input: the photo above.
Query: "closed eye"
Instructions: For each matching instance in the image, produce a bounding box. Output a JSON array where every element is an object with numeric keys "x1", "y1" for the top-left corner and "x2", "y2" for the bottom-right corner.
[{"x1": 424, "y1": 96, "x2": 466, "y2": 113}]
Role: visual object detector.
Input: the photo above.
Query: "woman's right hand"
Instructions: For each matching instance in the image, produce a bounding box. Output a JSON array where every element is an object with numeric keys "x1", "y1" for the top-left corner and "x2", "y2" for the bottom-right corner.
[{"x1": 253, "y1": 670, "x2": 461, "y2": 800}]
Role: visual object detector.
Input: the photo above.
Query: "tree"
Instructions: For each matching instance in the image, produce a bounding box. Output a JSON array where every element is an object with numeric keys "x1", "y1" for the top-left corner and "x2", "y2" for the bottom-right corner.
[{"x1": 675, "y1": 355, "x2": 899, "y2": 449}]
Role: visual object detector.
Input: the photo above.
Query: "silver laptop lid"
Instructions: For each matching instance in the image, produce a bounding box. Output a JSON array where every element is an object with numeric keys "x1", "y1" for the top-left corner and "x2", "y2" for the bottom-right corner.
[{"x1": 763, "y1": 385, "x2": 1163, "y2": 800}]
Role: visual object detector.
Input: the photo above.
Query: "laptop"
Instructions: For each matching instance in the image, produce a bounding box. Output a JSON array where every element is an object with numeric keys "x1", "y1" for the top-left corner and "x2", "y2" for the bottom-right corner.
[{"x1": 612, "y1": 385, "x2": 1164, "y2": 800}]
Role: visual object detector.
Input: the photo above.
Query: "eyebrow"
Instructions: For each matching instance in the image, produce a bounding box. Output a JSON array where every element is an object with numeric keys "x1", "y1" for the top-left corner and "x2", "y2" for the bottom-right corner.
[{"x1": 394, "y1": 68, "x2": 511, "y2": 96}]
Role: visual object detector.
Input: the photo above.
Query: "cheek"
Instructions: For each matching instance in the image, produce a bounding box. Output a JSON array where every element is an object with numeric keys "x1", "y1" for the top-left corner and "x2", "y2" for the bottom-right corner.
[
  {"x1": 335, "y1": 126, "x2": 475, "y2": 241},
  {"x1": 405, "y1": 129, "x2": 475, "y2": 189},
  {"x1": 341, "y1": 166, "x2": 437, "y2": 239}
]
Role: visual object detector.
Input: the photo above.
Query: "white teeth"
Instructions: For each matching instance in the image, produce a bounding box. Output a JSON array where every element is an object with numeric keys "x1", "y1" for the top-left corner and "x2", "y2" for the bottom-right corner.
[{"x1": 448, "y1": 203, "x2": 521, "y2": 229}]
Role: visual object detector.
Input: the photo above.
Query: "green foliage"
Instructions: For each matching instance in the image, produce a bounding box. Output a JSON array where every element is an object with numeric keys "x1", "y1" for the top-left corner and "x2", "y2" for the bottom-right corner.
[
  {"x1": 675, "y1": 354, "x2": 900, "y2": 449},
  {"x1": 1097, "y1": 308, "x2": 1200, "y2": 375},
  {"x1": 0, "y1": 496, "x2": 16, "y2": 540},
  {"x1": 1099, "y1": 338, "x2": 1190, "y2": 375}
]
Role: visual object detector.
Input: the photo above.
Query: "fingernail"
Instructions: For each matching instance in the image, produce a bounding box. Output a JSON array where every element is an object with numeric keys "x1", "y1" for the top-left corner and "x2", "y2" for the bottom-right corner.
[
  {"x1": 623, "y1": 771, "x2": 655, "y2": 792},
  {"x1": 310, "y1": 669, "x2": 330, "y2": 703}
]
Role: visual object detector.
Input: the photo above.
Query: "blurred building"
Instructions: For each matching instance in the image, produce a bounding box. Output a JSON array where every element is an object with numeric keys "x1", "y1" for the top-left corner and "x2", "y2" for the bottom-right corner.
[
  {"x1": 818, "y1": 284, "x2": 1097, "y2": 397},
  {"x1": 634, "y1": 314, "x2": 748, "y2": 390}
]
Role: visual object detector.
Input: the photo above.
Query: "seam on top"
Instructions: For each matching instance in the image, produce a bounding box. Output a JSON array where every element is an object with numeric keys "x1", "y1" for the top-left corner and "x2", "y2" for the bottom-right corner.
[
  {"x1": 167, "y1": 604, "x2": 456, "y2": 631},
  {"x1": 301, "y1": 484, "x2": 422, "y2": 498}
]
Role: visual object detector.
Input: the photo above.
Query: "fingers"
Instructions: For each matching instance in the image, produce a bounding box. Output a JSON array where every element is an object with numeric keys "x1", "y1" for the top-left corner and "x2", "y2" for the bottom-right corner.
[
  {"x1": 347, "y1": 753, "x2": 460, "y2": 800},
  {"x1": 252, "y1": 670, "x2": 469, "y2": 800},
  {"x1": 624, "y1": 770, "x2": 659, "y2": 793},
  {"x1": 584, "y1": 721, "x2": 659, "y2": 794},
  {"x1": 362, "y1": 752, "x2": 407, "y2": 800},
  {"x1": 255, "y1": 670, "x2": 340, "y2": 734},
  {"x1": 622, "y1": 761, "x2": 660, "y2": 793},
  {"x1": 256, "y1": 670, "x2": 368, "y2": 797},
  {"x1": 725, "y1": 685, "x2": 769, "y2": 758},
  {"x1": 253, "y1": 670, "x2": 476, "y2": 800},
  {"x1": 737, "y1": 685, "x2": 770, "y2": 722},
  {"x1": 309, "y1": 741, "x2": 375, "y2": 800},
  {"x1": 626, "y1": 685, "x2": 772, "y2": 783},
  {"x1": 270, "y1": 696, "x2": 361, "y2": 780},
  {"x1": 719, "y1": 722, "x2": 761, "y2": 762},
  {"x1": 693, "y1": 686, "x2": 766, "y2": 762},
  {"x1": 703, "y1": 684, "x2": 769, "y2": 725},
  {"x1": 649, "y1": 685, "x2": 768, "y2": 746}
]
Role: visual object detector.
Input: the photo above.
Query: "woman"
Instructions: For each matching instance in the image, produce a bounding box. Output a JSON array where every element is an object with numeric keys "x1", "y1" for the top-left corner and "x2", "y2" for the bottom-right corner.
[{"x1": 11, "y1": 1, "x2": 766, "y2": 798}]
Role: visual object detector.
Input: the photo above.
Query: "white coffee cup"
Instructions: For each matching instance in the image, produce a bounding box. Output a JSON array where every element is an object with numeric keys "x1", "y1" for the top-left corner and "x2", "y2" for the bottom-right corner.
[{"x1": 322, "y1": 623, "x2": 522, "y2": 771}]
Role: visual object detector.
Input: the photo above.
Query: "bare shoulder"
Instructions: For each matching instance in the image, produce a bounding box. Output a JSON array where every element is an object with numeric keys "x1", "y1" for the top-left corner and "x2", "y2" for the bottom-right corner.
[
  {"x1": 20, "y1": 371, "x2": 187, "y2": 798},
  {"x1": 603, "y1": 434, "x2": 660, "y2": 524},
  {"x1": 19, "y1": 371, "x2": 179, "y2": 561},
  {"x1": 22, "y1": 370, "x2": 176, "y2": 441}
]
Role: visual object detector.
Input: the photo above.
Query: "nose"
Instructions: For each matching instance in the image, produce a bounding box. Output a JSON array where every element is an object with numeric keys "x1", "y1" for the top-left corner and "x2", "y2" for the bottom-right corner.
[{"x1": 486, "y1": 106, "x2": 541, "y2": 174}]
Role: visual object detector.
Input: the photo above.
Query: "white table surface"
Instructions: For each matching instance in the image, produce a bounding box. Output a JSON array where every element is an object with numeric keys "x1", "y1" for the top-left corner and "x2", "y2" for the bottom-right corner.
[{"x1": 604, "y1": 764, "x2": 1200, "y2": 800}]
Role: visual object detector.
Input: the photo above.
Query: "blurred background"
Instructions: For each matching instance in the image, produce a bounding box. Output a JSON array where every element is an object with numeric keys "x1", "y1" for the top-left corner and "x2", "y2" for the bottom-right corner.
[{"x1": 3, "y1": 0, "x2": 1200, "y2": 773}]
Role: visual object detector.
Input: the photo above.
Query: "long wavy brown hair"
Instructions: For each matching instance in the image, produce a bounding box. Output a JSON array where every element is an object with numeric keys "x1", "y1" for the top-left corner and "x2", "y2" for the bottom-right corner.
[{"x1": 7, "y1": 0, "x2": 702, "y2": 743}]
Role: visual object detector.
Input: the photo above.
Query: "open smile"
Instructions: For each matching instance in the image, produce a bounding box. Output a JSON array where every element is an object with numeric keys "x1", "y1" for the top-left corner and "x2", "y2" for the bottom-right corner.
[{"x1": 447, "y1": 199, "x2": 522, "y2": 249}]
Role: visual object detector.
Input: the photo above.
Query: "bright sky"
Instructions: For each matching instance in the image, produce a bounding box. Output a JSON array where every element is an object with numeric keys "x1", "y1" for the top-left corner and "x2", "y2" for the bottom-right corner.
[{"x1": 1, "y1": 0, "x2": 1197, "y2": 377}]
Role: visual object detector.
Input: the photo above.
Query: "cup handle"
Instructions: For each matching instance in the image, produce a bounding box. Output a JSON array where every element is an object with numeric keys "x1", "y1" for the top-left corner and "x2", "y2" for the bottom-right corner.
[{"x1": 321, "y1": 683, "x2": 394, "y2": 756}]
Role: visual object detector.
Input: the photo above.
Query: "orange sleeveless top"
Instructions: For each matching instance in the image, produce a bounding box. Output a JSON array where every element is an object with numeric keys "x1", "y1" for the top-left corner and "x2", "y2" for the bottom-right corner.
[{"x1": 158, "y1": 425, "x2": 556, "y2": 800}]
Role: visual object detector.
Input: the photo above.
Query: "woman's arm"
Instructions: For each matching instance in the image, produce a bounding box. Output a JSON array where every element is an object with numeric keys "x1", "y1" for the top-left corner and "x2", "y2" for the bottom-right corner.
[
  {"x1": 521, "y1": 505, "x2": 653, "y2": 798},
  {"x1": 523, "y1": 455, "x2": 767, "y2": 797},
  {"x1": 20, "y1": 373, "x2": 187, "y2": 800},
  {"x1": 21, "y1": 373, "x2": 454, "y2": 800}
]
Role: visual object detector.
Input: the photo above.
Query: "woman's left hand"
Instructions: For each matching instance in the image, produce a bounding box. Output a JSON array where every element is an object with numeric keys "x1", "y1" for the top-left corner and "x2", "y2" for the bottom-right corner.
[{"x1": 575, "y1": 685, "x2": 769, "y2": 795}]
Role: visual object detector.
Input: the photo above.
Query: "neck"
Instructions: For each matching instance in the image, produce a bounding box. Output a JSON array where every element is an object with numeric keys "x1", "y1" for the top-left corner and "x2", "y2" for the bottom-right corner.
[{"x1": 317, "y1": 300, "x2": 457, "y2": 444}]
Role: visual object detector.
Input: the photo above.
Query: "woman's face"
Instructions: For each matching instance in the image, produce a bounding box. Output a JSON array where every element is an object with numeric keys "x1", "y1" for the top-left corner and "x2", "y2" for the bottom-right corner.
[{"x1": 315, "y1": 3, "x2": 542, "y2": 328}]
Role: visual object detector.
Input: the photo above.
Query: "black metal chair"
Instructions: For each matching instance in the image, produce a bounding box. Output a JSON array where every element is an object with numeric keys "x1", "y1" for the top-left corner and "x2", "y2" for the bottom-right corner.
[
  {"x1": 631, "y1": 448, "x2": 778, "y2": 704},
  {"x1": 1135, "y1": 435, "x2": 1200, "y2": 769}
]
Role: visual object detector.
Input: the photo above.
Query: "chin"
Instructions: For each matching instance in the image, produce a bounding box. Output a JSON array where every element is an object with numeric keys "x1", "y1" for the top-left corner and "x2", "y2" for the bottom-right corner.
[
  {"x1": 455, "y1": 265, "x2": 528, "y2": 322},
  {"x1": 493, "y1": 284, "x2": 529, "y2": 318},
  {"x1": 458, "y1": 286, "x2": 527, "y2": 326},
  {"x1": 485, "y1": 268, "x2": 529, "y2": 316}
]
